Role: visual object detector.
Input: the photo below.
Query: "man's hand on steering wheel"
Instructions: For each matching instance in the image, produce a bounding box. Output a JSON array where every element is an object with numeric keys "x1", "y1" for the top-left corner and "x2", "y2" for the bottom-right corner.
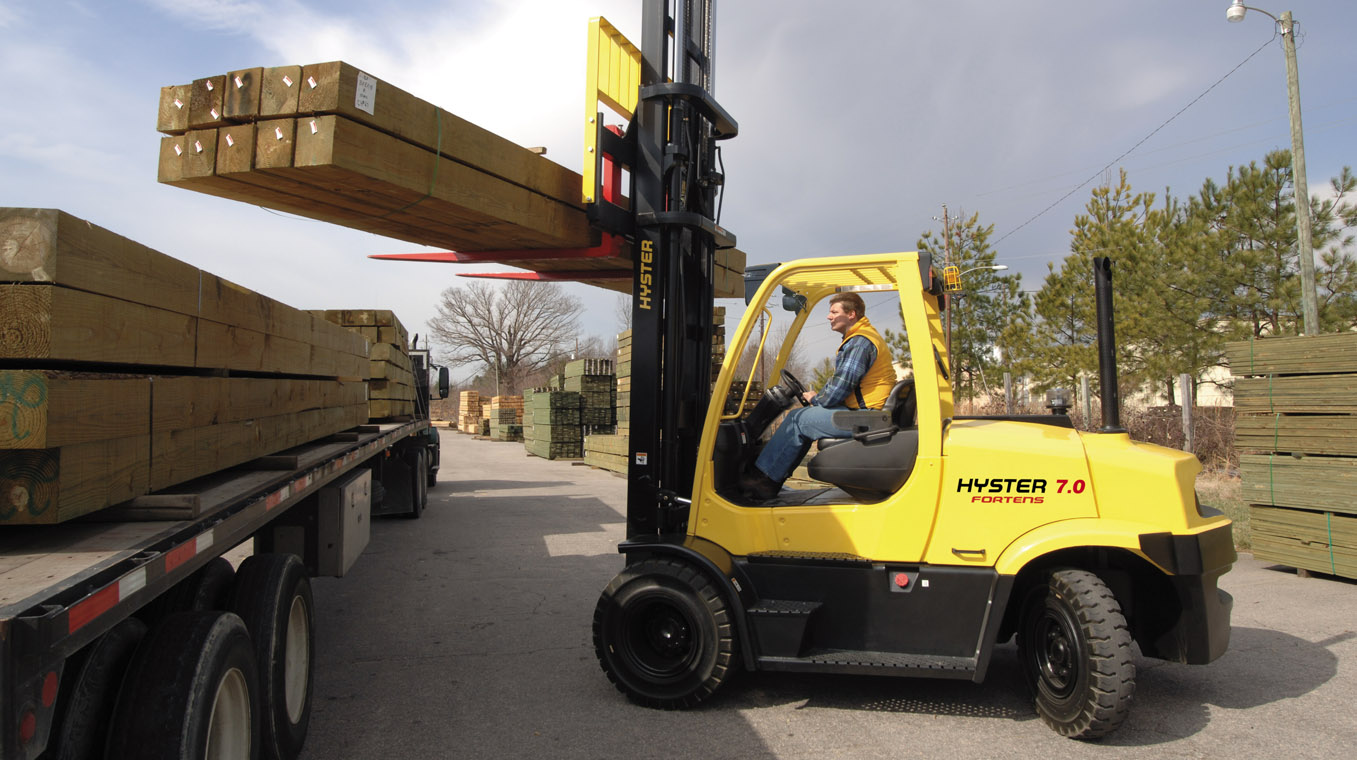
[{"x1": 780, "y1": 370, "x2": 812, "y2": 407}]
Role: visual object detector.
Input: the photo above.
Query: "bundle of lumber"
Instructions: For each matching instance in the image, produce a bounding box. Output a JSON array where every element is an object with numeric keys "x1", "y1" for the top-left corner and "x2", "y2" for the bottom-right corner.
[
  {"x1": 487, "y1": 395, "x2": 523, "y2": 441},
  {"x1": 524, "y1": 389, "x2": 583, "y2": 460},
  {"x1": 313, "y1": 309, "x2": 417, "y2": 420},
  {"x1": 1, "y1": 208, "x2": 370, "y2": 524},
  {"x1": 154, "y1": 61, "x2": 747, "y2": 296},
  {"x1": 1228, "y1": 334, "x2": 1357, "y2": 578},
  {"x1": 563, "y1": 359, "x2": 615, "y2": 429},
  {"x1": 458, "y1": 391, "x2": 483, "y2": 434},
  {"x1": 583, "y1": 330, "x2": 632, "y2": 474}
]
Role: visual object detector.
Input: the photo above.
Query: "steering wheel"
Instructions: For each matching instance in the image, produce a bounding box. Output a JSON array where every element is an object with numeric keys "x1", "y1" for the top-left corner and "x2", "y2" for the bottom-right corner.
[{"x1": 779, "y1": 369, "x2": 810, "y2": 407}]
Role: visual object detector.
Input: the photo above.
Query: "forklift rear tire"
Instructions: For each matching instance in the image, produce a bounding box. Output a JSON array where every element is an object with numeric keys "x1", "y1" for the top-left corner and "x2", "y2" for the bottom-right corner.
[
  {"x1": 1018, "y1": 568, "x2": 1135, "y2": 740},
  {"x1": 593, "y1": 558, "x2": 735, "y2": 710}
]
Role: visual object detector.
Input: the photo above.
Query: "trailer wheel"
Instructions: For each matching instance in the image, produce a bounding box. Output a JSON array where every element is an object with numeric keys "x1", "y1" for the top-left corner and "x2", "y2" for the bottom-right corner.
[
  {"x1": 231, "y1": 553, "x2": 314, "y2": 760},
  {"x1": 185, "y1": 557, "x2": 238, "y2": 612},
  {"x1": 404, "y1": 448, "x2": 427, "y2": 519},
  {"x1": 1018, "y1": 568, "x2": 1135, "y2": 740},
  {"x1": 48, "y1": 617, "x2": 147, "y2": 760},
  {"x1": 106, "y1": 611, "x2": 259, "y2": 760},
  {"x1": 593, "y1": 558, "x2": 734, "y2": 709}
]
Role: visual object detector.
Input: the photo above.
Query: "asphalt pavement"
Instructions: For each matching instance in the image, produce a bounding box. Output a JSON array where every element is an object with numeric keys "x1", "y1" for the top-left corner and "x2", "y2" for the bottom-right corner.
[{"x1": 297, "y1": 430, "x2": 1356, "y2": 759}]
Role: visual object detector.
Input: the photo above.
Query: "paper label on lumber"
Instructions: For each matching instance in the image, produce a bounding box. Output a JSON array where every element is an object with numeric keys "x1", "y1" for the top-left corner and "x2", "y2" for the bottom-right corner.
[{"x1": 354, "y1": 71, "x2": 377, "y2": 115}]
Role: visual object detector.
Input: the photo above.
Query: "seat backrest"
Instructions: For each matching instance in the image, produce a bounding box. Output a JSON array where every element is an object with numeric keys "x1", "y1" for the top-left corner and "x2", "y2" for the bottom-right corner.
[{"x1": 886, "y1": 378, "x2": 916, "y2": 428}]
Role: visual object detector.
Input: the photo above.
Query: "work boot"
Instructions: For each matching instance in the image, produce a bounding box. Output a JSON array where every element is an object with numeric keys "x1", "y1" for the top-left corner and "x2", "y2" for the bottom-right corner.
[{"x1": 739, "y1": 468, "x2": 782, "y2": 501}]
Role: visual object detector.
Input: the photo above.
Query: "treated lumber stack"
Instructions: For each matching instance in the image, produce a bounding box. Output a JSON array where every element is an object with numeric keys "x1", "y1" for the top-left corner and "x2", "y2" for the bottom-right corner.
[
  {"x1": 1228, "y1": 334, "x2": 1357, "y2": 578},
  {"x1": 313, "y1": 309, "x2": 417, "y2": 420},
  {"x1": 487, "y1": 395, "x2": 523, "y2": 442},
  {"x1": 524, "y1": 389, "x2": 583, "y2": 460},
  {"x1": 0, "y1": 208, "x2": 370, "y2": 524},
  {"x1": 583, "y1": 331, "x2": 632, "y2": 474},
  {"x1": 458, "y1": 391, "x2": 483, "y2": 434},
  {"x1": 564, "y1": 359, "x2": 616, "y2": 430},
  {"x1": 155, "y1": 61, "x2": 747, "y2": 297}
]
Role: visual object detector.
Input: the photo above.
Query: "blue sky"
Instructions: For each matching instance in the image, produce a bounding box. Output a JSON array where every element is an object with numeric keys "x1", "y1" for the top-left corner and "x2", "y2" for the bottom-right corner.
[{"x1": 3, "y1": 1, "x2": 1355, "y2": 378}]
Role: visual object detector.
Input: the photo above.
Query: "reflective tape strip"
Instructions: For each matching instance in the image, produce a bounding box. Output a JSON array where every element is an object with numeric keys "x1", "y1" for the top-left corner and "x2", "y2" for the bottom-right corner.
[
  {"x1": 69, "y1": 585, "x2": 120, "y2": 634},
  {"x1": 119, "y1": 567, "x2": 146, "y2": 599},
  {"x1": 165, "y1": 540, "x2": 197, "y2": 573},
  {"x1": 197, "y1": 530, "x2": 214, "y2": 554}
]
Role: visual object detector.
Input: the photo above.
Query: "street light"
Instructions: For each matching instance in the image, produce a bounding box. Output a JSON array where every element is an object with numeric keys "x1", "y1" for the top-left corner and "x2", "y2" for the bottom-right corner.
[
  {"x1": 1227, "y1": 1, "x2": 1319, "y2": 335},
  {"x1": 945, "y1": 264, "x2": 1009, "y2": 394}
]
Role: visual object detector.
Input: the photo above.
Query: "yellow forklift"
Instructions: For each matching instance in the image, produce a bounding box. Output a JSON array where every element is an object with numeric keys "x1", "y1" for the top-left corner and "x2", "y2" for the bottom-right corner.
[{"x1": 586, "y1": 1, "x2": 1234, "y2": 740}]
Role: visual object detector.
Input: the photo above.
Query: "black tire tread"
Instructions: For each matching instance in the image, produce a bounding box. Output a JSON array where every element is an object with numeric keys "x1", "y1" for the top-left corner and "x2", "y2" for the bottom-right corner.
[
  {"x1": 1026, "y1": 568, "x2": 1135, "y2": 740},
  {"x1": 592, "y1": 558, "x2": 735, "y2": 710}
]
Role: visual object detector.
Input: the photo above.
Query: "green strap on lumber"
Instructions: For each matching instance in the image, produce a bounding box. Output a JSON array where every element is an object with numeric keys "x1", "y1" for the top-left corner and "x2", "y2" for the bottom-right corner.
[{"x1": 1327, "y1": 511, "x2": 1337, "y2": 576}]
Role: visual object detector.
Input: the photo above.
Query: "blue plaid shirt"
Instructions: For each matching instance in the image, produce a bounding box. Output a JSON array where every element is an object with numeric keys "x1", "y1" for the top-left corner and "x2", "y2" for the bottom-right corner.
[{"x1": 814, "y1": 335, "x2": 876, "y2": 408}]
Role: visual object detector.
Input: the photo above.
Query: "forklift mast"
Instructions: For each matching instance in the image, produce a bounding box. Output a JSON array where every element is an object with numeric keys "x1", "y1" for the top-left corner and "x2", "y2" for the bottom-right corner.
[{"x1": 620, "y1": 0, "x2": 737, "y2": 539}]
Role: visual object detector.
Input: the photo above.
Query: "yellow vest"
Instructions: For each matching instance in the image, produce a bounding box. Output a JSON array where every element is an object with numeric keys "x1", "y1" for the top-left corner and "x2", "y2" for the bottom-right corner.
[{"x1": 838, "y1": 316, "x2": 896, "y2": 409}]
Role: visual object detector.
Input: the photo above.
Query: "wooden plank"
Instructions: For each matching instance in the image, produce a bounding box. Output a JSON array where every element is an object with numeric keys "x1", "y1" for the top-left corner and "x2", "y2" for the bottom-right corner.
[
  {"x1": 0, "y1": 284, "x2": 197, "y2": 367},
  {"x1": 152, "y1": 403, "x2": 367, "y2": 490},
  {"x1": 1239, "y1": 454, "x2": 1357, "y2": 516},
  {"x1": 0, "y1": 371, "x2": 150, "y2": 449},
  {"x1": 1235, "y1": 415, "x2": 1357, "y2": 457},
  {"x1": 260, "y1": 66, "x2": 303, "y2": 117},
  {"x1": 0, "y1": 436, "x2": 152, "y2": 525},
  {"x1": 297, "y1": 61, "x2": 581, "y2": 207},
  {"x1": 1250, "y1": 505, "x2": 1357, "y2": 579},
  {"x1": 1234, "y1": 375, "x2": 1357, "y2": 414},
  {"x1": 223, "y1": 67, "x2": 264, "y2": 120},
  {"x1": 1226, "y1": 333, "x2": 1357, "y2": 377},
  {"x1": 290, "y1": 114, "x2": 592, "y2": 250},
  {"x1": 189, "y1": 75, "x2": 228, "y2": 129},
  {"x1": 370, "y1": 342, "x2": 412, "y2": 371},
  {"x1": 368, "y1": 399, "x2": 414, "y2": 419},
  {"x1": 157, "y1": 84, "x2": 191, "y2": 134},
  {"x1": 1, "y1": 208, "x2": 201, "y2": 317}
]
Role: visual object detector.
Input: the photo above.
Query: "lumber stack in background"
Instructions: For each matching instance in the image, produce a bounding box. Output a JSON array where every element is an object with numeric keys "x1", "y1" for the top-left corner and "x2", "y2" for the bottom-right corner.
[
  {"x1": 458, "y1": 391, "x2": 483, "y2": 434},
  {"x1": 154, "y1": 61, "x2": 746, "y2": 297},
  {"x1": 313, "y1": 309, "x2": 417, "y2": 421},
  {"x1": 583, "y1": 331, "x2": 631, "y2": 474},
  {"x1": 487, "y1": 396, "x2": 523, "y2": 442},
  {"x1": 0, "y1": 208, "x2": 369, "y2": 524},
  {"x1": 1228, "y1": 334, "x2": 1357, "y2": 579},
  {"x1": 524, "y1": 389, "x2": 583, "y2": 460}
]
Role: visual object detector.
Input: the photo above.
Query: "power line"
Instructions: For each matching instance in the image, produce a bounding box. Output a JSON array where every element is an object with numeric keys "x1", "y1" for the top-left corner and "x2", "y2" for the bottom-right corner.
[{"x1": 992, "y1": 31, "x2": 1279, "y2": 248}]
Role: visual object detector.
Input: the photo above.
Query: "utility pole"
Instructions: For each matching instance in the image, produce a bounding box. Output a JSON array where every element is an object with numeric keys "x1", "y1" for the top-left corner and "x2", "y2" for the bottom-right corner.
[{"x1": 1280, "y1": 10, "x2": 1318, "y2": 336}]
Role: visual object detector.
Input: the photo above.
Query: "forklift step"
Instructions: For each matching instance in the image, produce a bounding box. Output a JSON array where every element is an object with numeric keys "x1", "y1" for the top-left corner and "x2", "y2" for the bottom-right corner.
[{"x1": 758, "y1": 649, "x2": 978, "y2": 680}]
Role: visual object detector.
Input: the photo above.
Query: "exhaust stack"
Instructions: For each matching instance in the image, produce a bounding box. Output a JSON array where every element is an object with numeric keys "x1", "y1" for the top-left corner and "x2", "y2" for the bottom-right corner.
[{"x1": 1094, "y1": 257, "x2": 1125, "y2": 433}]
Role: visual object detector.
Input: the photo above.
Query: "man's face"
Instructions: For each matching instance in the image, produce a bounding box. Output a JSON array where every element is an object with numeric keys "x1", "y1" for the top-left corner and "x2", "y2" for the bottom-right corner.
[{"x1": 827, "y1": 302, "x2": 856, "y2": 336}]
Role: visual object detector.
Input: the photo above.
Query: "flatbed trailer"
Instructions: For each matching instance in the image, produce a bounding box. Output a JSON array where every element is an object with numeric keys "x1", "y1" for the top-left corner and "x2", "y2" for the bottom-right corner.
[{"x1": 1, "y1": 418, "x2": 438, "y2": 760}]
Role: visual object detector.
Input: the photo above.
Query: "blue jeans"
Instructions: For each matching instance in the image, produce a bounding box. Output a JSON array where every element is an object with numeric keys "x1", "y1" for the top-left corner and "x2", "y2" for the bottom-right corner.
[{"x1": 753, "y1": 404, "x2": 852, "y2": 483}]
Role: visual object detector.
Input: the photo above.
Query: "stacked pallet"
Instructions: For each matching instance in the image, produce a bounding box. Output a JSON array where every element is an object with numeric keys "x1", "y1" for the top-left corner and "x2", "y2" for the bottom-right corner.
[
  {"x1": 524, "y1": 389, "x2": 584, "y2": 460},
  {"x1": 0, "y1": 208, "x2": 369, "y2": 524},
  {"x1": 487, "y1": 396, "x2": 524, "y2": 442},
  {"x1": 1228, "y1": 334, "x2": 1357, "y2": 578},
  {"x1": 313, "y1": 309, "x2": 416, "y2": 420},
  {"x1": 583, "y1": 331, "x2": 632, "y2": 474},
  {"x1": 565, "y1": 359, "x2": 616, "y2": 431},
  {"x1": 154, "y1": 61, "x2": 746, "y2": 296},
  {"x1": 458, "y1": 391, "x2": 483, "y2": 434}
]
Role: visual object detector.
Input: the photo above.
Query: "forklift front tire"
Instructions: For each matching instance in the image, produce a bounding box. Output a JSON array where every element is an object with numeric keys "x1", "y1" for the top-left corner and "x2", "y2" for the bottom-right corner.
[
  {"x1": 1018, "y1": 568, "x2": 1135, "y2": 740},
  {"x1": 593, "y1": 558, "x2": 735, "y2": 710}
]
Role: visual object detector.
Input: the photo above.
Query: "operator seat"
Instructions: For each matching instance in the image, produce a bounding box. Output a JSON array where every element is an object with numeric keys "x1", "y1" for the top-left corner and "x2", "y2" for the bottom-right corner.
[{"x1": 807, "y1": 378, "x2": 919, "y2": 501}]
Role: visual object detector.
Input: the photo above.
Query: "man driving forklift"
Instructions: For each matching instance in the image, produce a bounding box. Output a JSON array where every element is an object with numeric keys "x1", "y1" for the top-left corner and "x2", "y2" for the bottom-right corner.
[{"x1": 738, "y1": 292, "x2": 897, "y2": 500}]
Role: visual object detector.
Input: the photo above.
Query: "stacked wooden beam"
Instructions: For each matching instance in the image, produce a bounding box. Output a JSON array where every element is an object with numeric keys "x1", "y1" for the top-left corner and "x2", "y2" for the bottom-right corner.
[
  {"x1": 313, "y1": 310, "x2": 416, "y2": 420},
  {"x1": 458, "y1": 391, "x2": 483, "y2": 434},
  {"x1": 524, "y1": 389, "x2": 583, "y2": 460},
  {"x1": 154, "y1": 61, "x2": 747, "y2": 297},
  {"x1": 487, "y1": 396, "x2": 523, "y2": 441},
  {"x1": 0, "y1": 208, "x2": 369, "y2": 524},
  {"x1": 583, "y1": 331, "x2": 632, "y2": 474},
  {"x1": 1228, "y1": 334, "x2": 1357, "y2": 578},
  {"x1": 564, "y1": 359, "x2": 615, "y2": 430}
]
